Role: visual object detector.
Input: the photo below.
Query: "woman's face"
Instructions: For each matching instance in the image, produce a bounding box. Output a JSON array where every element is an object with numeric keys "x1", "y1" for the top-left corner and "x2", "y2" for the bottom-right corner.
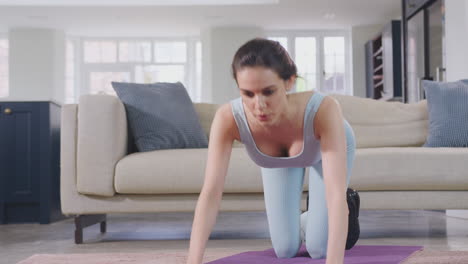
[{"x1": 236, "y1": 66, "x2": 294, "y2": 127}]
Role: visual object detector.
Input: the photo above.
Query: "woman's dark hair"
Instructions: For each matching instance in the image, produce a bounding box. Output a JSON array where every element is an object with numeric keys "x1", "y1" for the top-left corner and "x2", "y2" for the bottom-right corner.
[{"x1": 231, "y1": 38, "x2": 297, "y2": 82}]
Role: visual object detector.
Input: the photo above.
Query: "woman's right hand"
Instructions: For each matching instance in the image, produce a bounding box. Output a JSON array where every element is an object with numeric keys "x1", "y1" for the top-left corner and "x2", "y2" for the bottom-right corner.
[
  {"x1": 186, "y1": 104, "x2": 235, "y2": 264},
  {"x1": 186, "y1": 190, "x2": 223, "y2": 264}
]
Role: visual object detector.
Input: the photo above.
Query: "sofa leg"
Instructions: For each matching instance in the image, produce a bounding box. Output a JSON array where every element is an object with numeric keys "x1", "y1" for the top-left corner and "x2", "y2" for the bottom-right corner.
[
  {"x1": 74, "y1": 214, "x2": 107, "y2": 244},
  {"x1": 100, "y1": 221, "x2": 107, "y2": 233},
  {"x1": 75, "y1": 228, "x2": 83, "y2": 244}
]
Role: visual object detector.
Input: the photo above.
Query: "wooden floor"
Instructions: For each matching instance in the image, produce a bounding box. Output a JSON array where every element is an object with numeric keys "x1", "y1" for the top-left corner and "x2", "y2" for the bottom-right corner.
[{"x1": 1, "y1": 210, "x2": 468, "y2": 264}]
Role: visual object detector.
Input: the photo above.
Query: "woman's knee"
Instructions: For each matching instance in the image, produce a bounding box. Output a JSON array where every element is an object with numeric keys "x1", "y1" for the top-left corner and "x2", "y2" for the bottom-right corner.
[
  {"x1": 304, "y1": 229, "x2": 328, "y2": 259},
  {"x1": 305, "y1": 243, "x2": 327, "y2": 259},
  {"x1": 273, "y1": 239, "x2": 301, "y2": 258}
]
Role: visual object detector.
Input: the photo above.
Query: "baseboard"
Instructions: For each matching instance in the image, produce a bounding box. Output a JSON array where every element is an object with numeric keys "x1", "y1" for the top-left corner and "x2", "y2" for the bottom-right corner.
[{"x1": 446, "y1": 210, "x2": 468, "y2": 219}]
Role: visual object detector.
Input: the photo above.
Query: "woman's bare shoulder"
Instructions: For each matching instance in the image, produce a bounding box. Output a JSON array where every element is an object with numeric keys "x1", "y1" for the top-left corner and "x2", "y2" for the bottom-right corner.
[
  {"x1": 213, "y1": 103, "x2": 240, "y2": 142},
  {"x1": 314, "y1": 95, "x2": 343, "y2": 137},
  {"x1": 318, "y1": 95, "x2": 341, "y2": 115}
]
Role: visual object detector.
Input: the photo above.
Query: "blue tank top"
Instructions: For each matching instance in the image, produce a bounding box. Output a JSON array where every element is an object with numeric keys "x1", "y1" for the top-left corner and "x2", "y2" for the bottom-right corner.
[{"x1": 230, "y1": 92, "x2": 326, "y2": 168}]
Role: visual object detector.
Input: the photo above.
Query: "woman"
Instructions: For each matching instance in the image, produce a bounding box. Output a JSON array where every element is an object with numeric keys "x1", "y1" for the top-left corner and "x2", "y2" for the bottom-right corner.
[{"x1": 186, "y1": 38, "x2": 357, "y2": 264}]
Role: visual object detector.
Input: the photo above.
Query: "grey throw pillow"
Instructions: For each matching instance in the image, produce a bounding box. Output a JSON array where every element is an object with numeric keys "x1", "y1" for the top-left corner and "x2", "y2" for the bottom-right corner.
[
  {"x1": 422, "y1": 79, "x2": 468, "y2": 147},
  {"x1": 112, "y1": 82, "x2": 208, "y2": 152}
]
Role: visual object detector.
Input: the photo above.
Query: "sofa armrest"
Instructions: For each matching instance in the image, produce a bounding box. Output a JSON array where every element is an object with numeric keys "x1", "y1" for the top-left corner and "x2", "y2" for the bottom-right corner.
[
  {"x1": 76, "y1": 94, "x2": 127, "y2": 197},
  {"x1": 60, "y1": 104, "x2": 79, "y2": 214}
]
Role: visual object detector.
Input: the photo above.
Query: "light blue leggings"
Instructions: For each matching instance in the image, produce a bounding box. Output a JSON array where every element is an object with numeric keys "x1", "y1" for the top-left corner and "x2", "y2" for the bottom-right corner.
[{"x1": 261, "y1": 120, "x2": 356, "y2": 259}]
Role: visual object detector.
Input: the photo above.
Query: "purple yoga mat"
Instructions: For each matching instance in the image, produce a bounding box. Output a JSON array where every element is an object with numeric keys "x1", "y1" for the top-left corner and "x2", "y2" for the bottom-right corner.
[{"x1": 206, "y1": 245, "x2": 423, "y2": 264}]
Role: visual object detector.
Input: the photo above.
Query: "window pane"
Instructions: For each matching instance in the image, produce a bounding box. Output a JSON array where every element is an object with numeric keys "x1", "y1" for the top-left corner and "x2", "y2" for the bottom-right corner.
[
  {"x1": 295, "y1": 37, "x2": 316, "y2": 92},
  {"x1": 196, "y1": 41, "x2": 202, "y2": 102},
  {"x1": 119, "y1": 41, "x2": 151, "y2": 62},
  {"x1": 0, "y1": 39, "x2": 9, "y2": 98},
  {"x1": 84, "y1": 41, "x2": 99, "y2": 63},
  {"x1": 84, "y1": 41, "x2": 117, "y2": 63},
  {"x1": 323, "y1": 37, "x2": 345, "y2": 93},
  {"x1": 154, "y1": 41, "x2": 186, "y2": 63},
  {"x1": 101, "y1": 41, "x2": 117, "y2": 63},
  {"x1": 66, "y1": 79, "x2": 74, "y2": 101},
  {"x1": 134, "y1": 65, "x2": 185, "y2": 84},
  {"x1": 268, "y1": 37, "x2": 288, "y2": 52},
  {"x1": 89, "y1": 72, "x2": 130, "y2": 95}
]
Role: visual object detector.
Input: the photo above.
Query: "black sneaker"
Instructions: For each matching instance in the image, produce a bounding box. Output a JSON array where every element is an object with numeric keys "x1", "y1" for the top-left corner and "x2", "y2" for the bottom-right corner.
[
  {"x1": 345, "y1": 188, "x2": 360, "y2": 250},
  {"x1": 304, "y1": 188, "x2": 360, "y2": 250}
]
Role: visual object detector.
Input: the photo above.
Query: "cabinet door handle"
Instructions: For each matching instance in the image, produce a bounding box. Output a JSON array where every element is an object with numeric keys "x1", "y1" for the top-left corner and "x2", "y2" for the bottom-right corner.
[{"x1": 4, "y1": 108, "x2": 12, "y2": 114}]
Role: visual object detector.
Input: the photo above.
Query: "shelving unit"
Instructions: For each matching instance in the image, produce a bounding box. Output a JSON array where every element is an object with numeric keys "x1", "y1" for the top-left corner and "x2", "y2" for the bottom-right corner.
[{"x1": 365, "y1": 20, "x2": 402, "y2": 101}]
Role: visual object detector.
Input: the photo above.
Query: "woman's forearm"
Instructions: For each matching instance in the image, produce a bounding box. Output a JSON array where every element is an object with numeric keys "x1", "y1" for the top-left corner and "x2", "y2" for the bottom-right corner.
[
  {"x1": 186, "y1": 190, "x2": 223, "y2": 264},
  {"x1": 325, "y1": 198, "x2": 348, "y2": 264}
]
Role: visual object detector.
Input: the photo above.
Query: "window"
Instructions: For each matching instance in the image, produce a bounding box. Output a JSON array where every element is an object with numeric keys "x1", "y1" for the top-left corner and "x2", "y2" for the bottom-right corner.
[
  {"x1": 90, "y1": 72, "x2": 131, "y2": 95},
  {"x1": 134, "y1": 65, "x2": 184, "y2": 84},
  {"x1": 267, "y1": 32, "x2": 351, "y2": 95},
  {"x1": 80, "y1": 38, "x2": 201, "y2": 102},
  {"x1": 295, "y1": 37, "x2": 317, "y2": 92},
  {"x1": 0, "y1": 37, "x2": 8, "y2": 98},
  {"x1": 268, "y1": 37, "x2": 288, "y2": 51},
  {"x1": 323, "y1": 37, "x2": 345, "y2": 94},
  {"x1": 84, "y1": 41, "x2": 117, "y2": 63},
  {"x1": 119, "y1": 41, "x2": 151, "y2": 63},
  {"x1": 154, "y1": 41, "x2": 186, "y2": 63}
]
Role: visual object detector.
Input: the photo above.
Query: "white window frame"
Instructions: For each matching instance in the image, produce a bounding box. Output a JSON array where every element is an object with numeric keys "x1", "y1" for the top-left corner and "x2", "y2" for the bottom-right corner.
[
  {"x1": 267, "y1": 30, "x2": 352, "y2": 96},
  {"x1": 0, "y1": 33, "x2": 9, "y2": 98},
  {"x1": 65, "y1": 36, "x2": 81, "y2": 104},
  {"x1": 77, "y1": 36, "x2": 201, "y2": 102}
]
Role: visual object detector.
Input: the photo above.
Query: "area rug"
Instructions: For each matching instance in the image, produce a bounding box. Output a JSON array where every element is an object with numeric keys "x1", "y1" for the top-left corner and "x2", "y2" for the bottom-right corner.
[
  {"x1": 16, "y1": 245, "x2": 468, "y2": 264},
  {"x1": 400, "y1": 249, "x2": 468, "y2": 264},
  {"x1": 16, "y1": 250, "x2": 231, "y2": 264}
]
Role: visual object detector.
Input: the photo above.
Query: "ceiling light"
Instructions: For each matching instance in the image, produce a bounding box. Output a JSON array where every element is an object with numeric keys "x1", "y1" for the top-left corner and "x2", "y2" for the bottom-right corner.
[{"x1": 324, "y1": 13, "x2": 336, "y2": 20}]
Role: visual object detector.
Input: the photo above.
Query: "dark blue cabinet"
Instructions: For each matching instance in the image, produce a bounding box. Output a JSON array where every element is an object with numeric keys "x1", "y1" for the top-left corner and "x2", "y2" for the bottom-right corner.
[{"x1": 0, "y1": 101, "x2": 65, "y2": 224}]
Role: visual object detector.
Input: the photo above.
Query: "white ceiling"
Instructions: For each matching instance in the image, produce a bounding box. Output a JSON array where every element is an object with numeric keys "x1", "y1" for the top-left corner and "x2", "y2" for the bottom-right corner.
[
  {"x1": 0, "y1": 0, "x2": 280, "y2": 6},
  {"x1": 0, "y1": 0, "x2": 402, "y2": 36}
]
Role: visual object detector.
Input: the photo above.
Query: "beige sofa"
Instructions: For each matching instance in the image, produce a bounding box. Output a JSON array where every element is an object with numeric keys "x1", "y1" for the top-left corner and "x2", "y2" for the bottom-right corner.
[{"x1": 60, "y1": 93, "x2": 468, "y2": 244}]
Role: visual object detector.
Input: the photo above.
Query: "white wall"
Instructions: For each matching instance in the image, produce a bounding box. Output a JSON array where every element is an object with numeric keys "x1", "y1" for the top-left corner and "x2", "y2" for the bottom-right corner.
[
  {"x1": 351, "y1": 24, "x2": 384, "y2": 98},
  {"x1": 444, "y1": 0, "x2": 468, "y2": 220},
  {"x1": 6, "y1": 28, "x2": 65, "y2": 104},
  {"x1": 202, "y1": 26, "x2": 264, "y2": 104},
  {"x1": 445, "y1": 0, "x2": 468, "y2": 81}
]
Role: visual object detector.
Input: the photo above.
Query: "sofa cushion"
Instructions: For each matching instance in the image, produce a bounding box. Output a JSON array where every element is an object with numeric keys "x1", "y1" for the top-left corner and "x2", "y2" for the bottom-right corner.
[
  {"x1": 192, "y1": 103, "x2": 246, "y2": 148},
  {"x1": 114, "y1": 146, "x2": 263, "y2": 194},
  {"x1": 330, "y1": 94, "x2": 428, "y2": 148},
  {"x1": 192, "y1": 103, "x2": 219, "y2": 141},
  {"x1": 114, "y1": 146, "x2": 468, "y2": 194},
  {"x1": 422, "y1": 79, "x2": 468, "y2": 147},
  {"x1": 112, "y1": 82, "x2": 208, "y2": 152},
  {"x1": 351, "y1": 147, "x2": 468, "y2": 191},
  {"x1": 192, "y1": 94, "x2": 428, "y2": 149}
]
